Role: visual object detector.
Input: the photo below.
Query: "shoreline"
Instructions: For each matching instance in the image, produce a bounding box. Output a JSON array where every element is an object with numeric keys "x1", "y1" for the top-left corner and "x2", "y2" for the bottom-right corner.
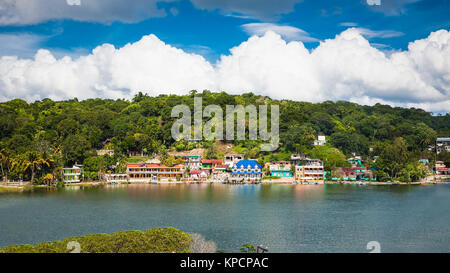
[{"x1": 1, "y1": 180, "x2": 445, "y2": 194}]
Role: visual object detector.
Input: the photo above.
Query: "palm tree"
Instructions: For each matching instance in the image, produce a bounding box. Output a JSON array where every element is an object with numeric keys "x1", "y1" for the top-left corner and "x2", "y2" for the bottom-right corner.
[
  {"x1": 11, "y1": 155, "x2": 27, "y2": 182},
  {"x1": 40, "y1": 151, "x2": 54, "y2": 175},
  {"x1": 0, "y1": 150, "x2": 8, "y2": 181},
  {"x1": 23, "y1": 151, "x2": 39, "y2": 183},
  {"x1": 22, "y1": 151, "x2": 53, "y2": 183}
]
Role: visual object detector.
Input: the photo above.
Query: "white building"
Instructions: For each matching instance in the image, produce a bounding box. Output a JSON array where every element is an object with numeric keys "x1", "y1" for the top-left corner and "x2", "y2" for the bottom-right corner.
[
  {"x1": 62, "y1": 164, "x2": 83, "y2": 183},
  {"x1": 314, "y1": 135, "x2": 326, "y2": 146},
  {"x1": 436, "y1": 138, "x2": 450, "y2": 154},
  {"x1": 224, "y1": 154, "x2": 244, "y2": 168},
  {"x1": 187, "y1": 155, "x2": 202, "y2": 170},
  {"x1": 104, "y1": 173, "x2": 128, "y2": 183}
]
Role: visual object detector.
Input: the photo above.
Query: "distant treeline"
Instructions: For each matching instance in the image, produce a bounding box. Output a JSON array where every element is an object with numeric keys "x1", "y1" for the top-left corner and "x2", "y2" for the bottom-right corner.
[{"x1": 0, "y1": 90, "x2": 449, "y2": 183}]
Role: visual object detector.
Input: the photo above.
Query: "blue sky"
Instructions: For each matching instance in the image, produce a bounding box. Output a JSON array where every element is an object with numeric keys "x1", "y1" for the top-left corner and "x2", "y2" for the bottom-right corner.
[
  {"x1": 0, "y1": 0, "x2": 449, "y2": 112},
  {"x1": 1, "y1": 0, "x2": 449, "y2": 62}
]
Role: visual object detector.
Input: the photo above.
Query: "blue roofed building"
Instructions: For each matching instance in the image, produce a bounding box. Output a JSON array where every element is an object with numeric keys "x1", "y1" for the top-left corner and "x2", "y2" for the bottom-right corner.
[{"x1": 232, "y1": 160, "x2": 262, "y2": 181}]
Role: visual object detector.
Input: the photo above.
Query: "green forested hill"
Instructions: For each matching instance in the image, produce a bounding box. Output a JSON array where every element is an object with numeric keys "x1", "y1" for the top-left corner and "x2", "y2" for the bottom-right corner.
[{"x1": 0, "y1": 90, "x2": 449, "y2": 183}]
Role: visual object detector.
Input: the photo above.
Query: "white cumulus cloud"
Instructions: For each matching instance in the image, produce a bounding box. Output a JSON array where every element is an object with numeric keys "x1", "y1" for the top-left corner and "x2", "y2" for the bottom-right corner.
[
  {"x1": 241, "y1": 23, "x2": 318, "y2": 42},
  {"x1": 0, "y1": 29, "x2": 449, "y2": 113},
  {"x1": 0, "y1": 34, "x2": 215, "y2": 101}
]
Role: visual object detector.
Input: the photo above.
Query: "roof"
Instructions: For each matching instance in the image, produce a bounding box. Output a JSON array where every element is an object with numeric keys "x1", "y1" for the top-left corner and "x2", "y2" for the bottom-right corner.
[
  {"x1": 202, "y1": 159, "x2": 223, "y2": 164},
  {"x1": 271, "y1": 161, "x2": 290, "y2": 164},
  {"x1": 127, "y1": 163, "x2": 183, "y2": 168},
  {"x1": 437, "y1": 138, "x2": 450, "y2": 142},
  {"x1": 190, "y1": 170, "x2": 207, "y2": 175},
  {"x1": 235, "y1": 160, "x2": 262, "y2": 169},
  {"x1": 127, "y1": 163, "x2": 144, "y2": 167},
  {"x1": 63, "y1": 165, "x2": 82, "y2": 170},
  {"x1": 169, "y1": 148, "x2": 205, "y2": 157}
]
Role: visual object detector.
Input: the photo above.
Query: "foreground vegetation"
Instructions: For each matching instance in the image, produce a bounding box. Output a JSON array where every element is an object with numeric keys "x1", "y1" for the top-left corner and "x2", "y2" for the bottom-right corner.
[
  {"x1": 0, "y1": 91, "x2": 449, "y2": 184},
  {"x1": 0, "y1": 227, "x2": 192, "y2": 253}
]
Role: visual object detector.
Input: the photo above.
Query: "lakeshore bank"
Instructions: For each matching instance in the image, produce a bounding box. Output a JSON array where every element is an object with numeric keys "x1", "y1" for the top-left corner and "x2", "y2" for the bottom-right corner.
[{"x1": 0, "y1": 180, "x2": 444, "y2": 194}]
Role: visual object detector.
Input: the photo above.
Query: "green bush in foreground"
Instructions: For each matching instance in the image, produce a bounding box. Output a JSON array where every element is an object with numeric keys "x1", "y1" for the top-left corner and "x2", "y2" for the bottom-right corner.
[{"x1": 0, "y1": 227, "x2": 192, "y2": 253}]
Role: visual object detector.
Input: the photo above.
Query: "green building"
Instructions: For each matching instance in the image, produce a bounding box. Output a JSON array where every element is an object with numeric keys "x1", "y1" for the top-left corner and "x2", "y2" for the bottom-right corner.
[{"x1": 62, "y1": 164, "x2": 83, "y2": 183}]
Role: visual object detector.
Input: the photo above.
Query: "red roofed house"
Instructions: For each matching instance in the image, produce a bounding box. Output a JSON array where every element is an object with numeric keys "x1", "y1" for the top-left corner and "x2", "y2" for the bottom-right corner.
[
  {"x1": 190, "y1": 170, "x2": 208, "y2": 181},
  {"x1": 201, "y1": 159, "x2": 223, "y2": 175},
  {"x1": 127, "y1": 162, "x2": 184, "y2": 182}
]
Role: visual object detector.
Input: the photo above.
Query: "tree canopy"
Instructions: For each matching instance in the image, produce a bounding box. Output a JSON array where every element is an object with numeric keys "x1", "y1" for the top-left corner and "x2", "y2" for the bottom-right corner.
[{"x1": 0, "y1": 91, "x2": 448, "y2": 183}]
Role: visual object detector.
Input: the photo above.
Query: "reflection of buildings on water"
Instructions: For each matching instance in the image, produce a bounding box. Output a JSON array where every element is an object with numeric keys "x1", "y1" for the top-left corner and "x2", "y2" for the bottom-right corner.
[
  {"x1": 119, "y1": 183, "x2": 232, "y2": 202},
  {"x1": 292, "y1": 184, "x2": 325, "y2": 201}
]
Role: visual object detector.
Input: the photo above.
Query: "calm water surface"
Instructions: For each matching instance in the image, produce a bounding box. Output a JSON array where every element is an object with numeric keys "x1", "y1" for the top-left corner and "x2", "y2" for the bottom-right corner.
[{"x1": 0, "y1": 184, "x2": 449, "y2": 252}]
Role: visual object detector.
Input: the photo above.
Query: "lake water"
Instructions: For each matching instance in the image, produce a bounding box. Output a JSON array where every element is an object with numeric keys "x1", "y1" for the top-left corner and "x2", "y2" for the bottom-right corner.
[{"x1": 0, "y1": 184, "x2": 449, "y2": 253}]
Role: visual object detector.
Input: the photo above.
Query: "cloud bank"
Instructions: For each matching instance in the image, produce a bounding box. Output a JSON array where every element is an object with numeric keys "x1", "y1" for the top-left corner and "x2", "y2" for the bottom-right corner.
[
  {"x1": 0, "y1": 28, "x2": 449, "y2": 112},
  {"x1": 0, "y1": 0, "x2": 302, "y2": 25},
  {"x1": 190, "y1": 0, "x2": 302, "y2": 20},
  {"x1": 0, "y1": 0, "x2": 176, "y2": 25}
]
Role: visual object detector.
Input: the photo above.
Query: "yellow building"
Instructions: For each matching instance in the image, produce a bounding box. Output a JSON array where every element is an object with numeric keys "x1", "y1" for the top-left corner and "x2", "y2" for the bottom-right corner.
[
  {"x1": 295, "y1": 159, "x2": 324, "y2": 183},
  {"x1": 127, "y1": 163, "x2": 184, "y2": 182}
]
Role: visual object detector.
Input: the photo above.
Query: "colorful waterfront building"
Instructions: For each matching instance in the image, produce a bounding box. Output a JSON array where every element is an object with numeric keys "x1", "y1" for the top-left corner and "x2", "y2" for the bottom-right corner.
[
  {"x1": 187, "y1": 155, "x2": 202, "y2": 170},
  {"x1": 269, "y1": 161, "x2": 293, "y2": 177},
  {"x1": 189, "y1": 170, "x2": 208, "y2": 181},
  {"x1": 334, "y1": 165, "x2": 374, "y2": 181},
  {"x1": 232, "y1": 160, "x2": 262, "y2": 181},
  {"x1": 201, "y1": 159, "x2": 223, "y2": 173},
  {"x1": 224, "y1": 154, "x2": 244, "y2": 168},
  {"x1": 436, "y1": 161, "x2": 449, "y2": 175},
  {"x1": 348, "y1": 156, "x2": 363, "y2": 167},
  {"x1": 212, "y1": 165, "x2": 229, "y2": 181},
  {"x1": 418, "y1": 157, "x2": 429, "y2": 165},
  {"x1": 127, "y1": 163, "x2": 184, "y2": 182},
  {"x1": 174, "y1": 154, "x2": 202, "y2": 170},
  {"x1": 295, "y1": 159, "x2": 324, "y2": 183},
  {"x1": 62, "y1": 164, "x2": 83, "y2": 183}
]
